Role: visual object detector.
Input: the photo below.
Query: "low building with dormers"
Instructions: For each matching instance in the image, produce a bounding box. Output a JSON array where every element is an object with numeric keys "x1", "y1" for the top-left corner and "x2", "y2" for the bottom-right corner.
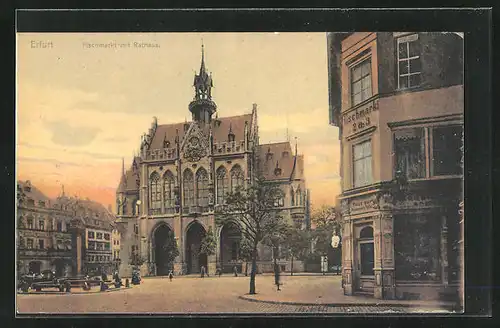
[{"x1": 116, "y1": 47, "x2": 309, "y2": 277}]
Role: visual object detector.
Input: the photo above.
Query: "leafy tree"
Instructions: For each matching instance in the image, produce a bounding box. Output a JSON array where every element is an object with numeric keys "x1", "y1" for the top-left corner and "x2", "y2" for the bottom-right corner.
[
  {"x1": 282, "y1": 225, "x2": 311, "y2": 275},
  {"x1": 311, "y1": 205, "x2": 341, "y2": 257},
  {"x1": 161, "y1": 231, "x2": 180, "y2": 270},
  {"x1": 262, "y1": 219, "x2": 290, "y2": 275},
  {"x1": 129, "y1": 249, "x2": 146, "y2": 268},
  {"x1": 238, "y1": 236, "x2": 254, "y2": 276},
  {"x1": 215, "y1": 175, "x2": 287, "y2": 295},
  {"x1": 199, "y1": 226, "x2": 216, "y2": 258}
]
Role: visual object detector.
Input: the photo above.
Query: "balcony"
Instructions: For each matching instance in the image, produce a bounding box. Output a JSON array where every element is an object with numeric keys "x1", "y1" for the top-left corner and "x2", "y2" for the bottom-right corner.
[
  {"x1": 213, "y1": 141, "x2": 245, "y2": 155},
  {"x1": 290, "y1": 206, "x2": 305, "y2": 217},
  {"x1": 145, "y1": 148, "x2": 177, "y2": 161}
]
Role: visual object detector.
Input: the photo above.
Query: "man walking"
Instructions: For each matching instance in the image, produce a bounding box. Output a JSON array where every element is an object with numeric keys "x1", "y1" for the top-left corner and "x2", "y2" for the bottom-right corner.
[
  {"x1": 274, "y1": 263, "x2": 281, "y2": 291},
  {"x1": 233, "y1": 266, "x2": 238, "y2": 277},
  {"x1": 168, "y1": 270, "x2": 173, "y2": 282},
  {"x1": 200, "y1": 265, "x2": 205, "y2": 278}
]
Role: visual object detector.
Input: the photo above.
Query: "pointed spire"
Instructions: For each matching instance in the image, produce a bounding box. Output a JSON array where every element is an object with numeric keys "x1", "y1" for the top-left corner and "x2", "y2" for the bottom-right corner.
[
  {"x1": 295, "y1": 137, "x2": 298, "y2": 156},
  {"x1": 200, "y1": 40, "x2": 206, "y2": 75}
]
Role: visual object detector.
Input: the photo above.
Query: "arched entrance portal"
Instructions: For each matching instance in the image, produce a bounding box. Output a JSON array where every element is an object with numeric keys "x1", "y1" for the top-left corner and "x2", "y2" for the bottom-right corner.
[
  {"x1": 153, "y1": 224, "x2": 176, "y2": 276},
  {"x1": 185, "y1": 221, "x2": 207, "y2": 274},
  {"x1": 220, "y1": 222, "x2": 242, "y2": 273}
]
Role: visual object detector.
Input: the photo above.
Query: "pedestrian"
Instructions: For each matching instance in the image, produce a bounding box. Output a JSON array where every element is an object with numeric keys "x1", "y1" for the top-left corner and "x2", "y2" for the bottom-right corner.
[
  {"x1": 200, "y1": 265, "x2": 205, "y2": 278},
  {"x1": 216, "y1": 267, "x2": 222, "y2": 277},
  {"x1": 168, "y1": 270, "x2": 173, "y2": 282},
  {"x1": 274, "y1": 263, "x2": 281, "y2": 291},
  {"x1": 233, "y1": 266, "x2": 238, "y2": 277}
]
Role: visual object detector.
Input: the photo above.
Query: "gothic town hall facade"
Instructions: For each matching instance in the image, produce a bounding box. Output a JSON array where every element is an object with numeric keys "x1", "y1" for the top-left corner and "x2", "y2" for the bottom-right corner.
[{"x1": 115, "y1": 48, "x2": 308, "y2": 277}]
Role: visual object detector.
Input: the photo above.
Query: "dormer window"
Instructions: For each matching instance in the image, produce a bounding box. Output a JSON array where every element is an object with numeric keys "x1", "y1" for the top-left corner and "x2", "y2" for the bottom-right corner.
[
  {"x1": 228, "y1": 133, "x2": 235, "y2": 142},
  {"x1": 274, "y1": 161, "x2": 282, "y2": 176},
  {"x1": 266, "y1": 148, "x2": 273, "y2": 161}
]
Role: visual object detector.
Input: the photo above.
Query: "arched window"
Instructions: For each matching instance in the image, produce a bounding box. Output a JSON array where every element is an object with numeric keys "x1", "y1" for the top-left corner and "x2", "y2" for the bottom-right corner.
[
  {"x1": 290, "y1": 188, "x2": 295, "y2": 207},
  {"x1": 196, "y1": 168, "x2": 209, "y2": 209},
  {"x1": 360, "y1": 226, "x2": 374, "y2": 239},
  {"x1": 296, "y1": 187, "x2": 302, "y2": 206},
  {"x1": 149, "y1": 172, "x2": 161, "y2": 212},
  {"x1": 183, "y1": 169, "x2": 194, "y2": 207},
  {"x1": 216, "y1": 166, "x2": 228, "y2": 205},
  {"x1": 163, "y1": 171, "x2": 175, "y2": 213},
  {"x1": 230, "y1": 165, "x2": 244, "y2": 192}
]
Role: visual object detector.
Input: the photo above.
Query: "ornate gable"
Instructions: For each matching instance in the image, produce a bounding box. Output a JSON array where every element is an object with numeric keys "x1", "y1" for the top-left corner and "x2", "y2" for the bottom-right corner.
[{"x1": 181, "y1": 122, "x2": 209, "y2": 162}]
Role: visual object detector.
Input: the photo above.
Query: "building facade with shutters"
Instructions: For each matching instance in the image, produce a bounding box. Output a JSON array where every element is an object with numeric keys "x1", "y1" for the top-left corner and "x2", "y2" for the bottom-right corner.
[
  {"x1": 16, "y1": 180, "x2": 116, "y2": 278},
  {"x1": 115, "y1": 47, "x2": 308, "y2": 277},
  {"x1": 327, "y1": 32, "x2": 463, "y2": 301}
]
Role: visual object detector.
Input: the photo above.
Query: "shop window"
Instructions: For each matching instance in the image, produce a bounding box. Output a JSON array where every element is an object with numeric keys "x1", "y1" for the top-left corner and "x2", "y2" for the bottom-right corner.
[
  {"x1": 432, "y1": 125, "x2": 463, "y2": 176},
  {"x1": 350, "y1": 59, "x2": 372, "y2": 106},
  {"x1": 394, "y1": 214, "x2": 441, "y2": 281},
  {"x1": 88, "y1": 241, "x2": 96, "y2": 250},
  {"x1": 105, "y1": 242, "x2": 111, "y2": 250},
  {"x1": 96, "y1": 232, "x2": 103, "y2": 239},
  {"x1": 397, "y1": 34, "x2": 422, "y2": 89},
  {"x1": 353, "y1": 140, "x2": 373, "y2": 188},
  {"x1": 104, "y1": 233, "x2": 110, "y2": 241},
  {"x1": 88, "y1": 231, "x2": 95, "y2": 239},
  {"x1": 394, "y1": 128, "x2": 426, "y2": 179},
  {"x1": 96, "y1": 242, "x2": 104, "y2": 251}
]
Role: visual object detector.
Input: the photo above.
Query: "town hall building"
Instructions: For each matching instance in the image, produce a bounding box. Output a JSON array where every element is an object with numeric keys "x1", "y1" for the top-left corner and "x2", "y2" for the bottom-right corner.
[{"x1": 115, "y1": 46, "x2": 308, "y2": 277}]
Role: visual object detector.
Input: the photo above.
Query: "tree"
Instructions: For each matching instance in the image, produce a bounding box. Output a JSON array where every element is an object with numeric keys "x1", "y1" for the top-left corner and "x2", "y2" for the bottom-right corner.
[
  {"x1": 262, "y1": 219, "x2": 290, "y2": 276},
  {"x1": 129, "y1": 247, "x2": 146, "y2": 269},
  {"x1": 310, "y1": 205, "x2": 342, "y2": 270},
  {"x1": 282, "y1": 225, "x2": 311, "y2": 276},
  {"x1": 199, "y1": 226, "x2": 216, "y2": 258},
  {"x1": 161, "y1": 231, "x2": 180, "y2": 270},
  {"x1": 238, "y1": 236, "x2": 254, "y2": 276},
  {"x1": 215, "y1": 175, "x2": 287, "y2": 295}
]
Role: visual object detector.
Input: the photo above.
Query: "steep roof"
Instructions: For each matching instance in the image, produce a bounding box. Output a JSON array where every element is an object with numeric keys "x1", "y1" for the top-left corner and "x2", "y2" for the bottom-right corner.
[
  {"x1": 257, "y1": 142, "x2": 297, "y2": 181},
  {"x1": 17, "y1": 180, "x2": 51, "y2": 205},
  {"x1": 148, "y1": 113, "x2": 253, "y2": 151}
]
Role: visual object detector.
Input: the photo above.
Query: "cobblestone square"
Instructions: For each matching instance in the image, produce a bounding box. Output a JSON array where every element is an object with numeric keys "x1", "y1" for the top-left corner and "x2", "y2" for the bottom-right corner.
[{"x1": 17, "y1": 275, "x2": 451, "y2": 314}]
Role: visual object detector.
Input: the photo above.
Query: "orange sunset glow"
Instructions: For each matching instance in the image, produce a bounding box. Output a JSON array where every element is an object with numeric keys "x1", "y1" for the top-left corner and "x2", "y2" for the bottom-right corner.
[{"x1": 17, "y1": 32, "x2": 341, "y2": 211}]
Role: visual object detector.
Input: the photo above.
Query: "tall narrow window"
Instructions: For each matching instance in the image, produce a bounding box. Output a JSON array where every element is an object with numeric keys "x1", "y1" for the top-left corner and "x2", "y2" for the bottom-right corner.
[
  {"x1": 216, "y1": 167, "x2": 228, "y2": 205},
  {"x1": 296, "y1": 187, "x2": 302, "y2": 206},
  {"x1": 273, "y1": 190, "x2": 285, "y2": 207},
  {"x1": 38, "y1": 219, "x2": 44, "y2": 231},
  {"x1": 183, "y1": 169, "x2": 195, "y2": 207},
  {"x1": 353, "y1": 140, "x2": 373, "y2": 188},
  {"x1": 27, "y1": 238, "x2": 33, "y2": 249},
  {"x1": 27, "y1": 217, "x2": 34, "y2": 229},
  {"x1": 230, "y1": 165, "x2": 244, "y2": 192},
  {"x1": 350, "y1": 59, "x2": 372, "y2": 106},
  {"x1": 149, "y1": 172, "x2": 161, "y2": 213},
  {"x1": 196, "y1": 168, "x2": 209, "y2": 210},
  {"x1": 394, "y1": 128, "x2": 425, "y2": 179},
  {"x1": 397, "y1": 34, "x2": 422, "y2": 89},
  {"x1": 432, "y1": 125, "x2": 463, "y2": 176},
  {"x1": 163, "y1": 170, "x2": 175, "y2": 214},
  {"x1": 290, "y1": 188, "x2": 295, "y2": 206}
]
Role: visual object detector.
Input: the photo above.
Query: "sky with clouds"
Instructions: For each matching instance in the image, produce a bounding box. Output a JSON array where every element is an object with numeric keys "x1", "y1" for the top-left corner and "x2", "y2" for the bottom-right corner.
[{"x1": 17, "y1": 32, "x2": 341, "y2": 211}]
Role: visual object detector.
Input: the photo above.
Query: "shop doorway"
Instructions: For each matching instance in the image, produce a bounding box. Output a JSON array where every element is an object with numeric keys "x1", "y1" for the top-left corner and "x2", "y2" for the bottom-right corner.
[{"x1": 355, "y1": 226, "x2": 375, "y2": 294}]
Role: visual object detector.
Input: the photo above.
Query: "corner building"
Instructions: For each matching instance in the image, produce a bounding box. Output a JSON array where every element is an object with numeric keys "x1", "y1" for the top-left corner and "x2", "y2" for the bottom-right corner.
[
  {"x1": 116, "y1": 47, "x2": 308, "y2": 277},
  {"x1": 327, "y1": 32, "x2": 463, "y2": 301}
]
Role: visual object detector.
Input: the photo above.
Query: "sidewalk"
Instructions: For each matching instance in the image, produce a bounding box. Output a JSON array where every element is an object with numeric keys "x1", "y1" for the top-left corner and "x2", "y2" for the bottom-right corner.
[
  {"x1": 17, "y1": 286, "x2": 132, "y2": 295},
  {"x1": 238, "y1": 276, "x2": 458, "y2": 311}
]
